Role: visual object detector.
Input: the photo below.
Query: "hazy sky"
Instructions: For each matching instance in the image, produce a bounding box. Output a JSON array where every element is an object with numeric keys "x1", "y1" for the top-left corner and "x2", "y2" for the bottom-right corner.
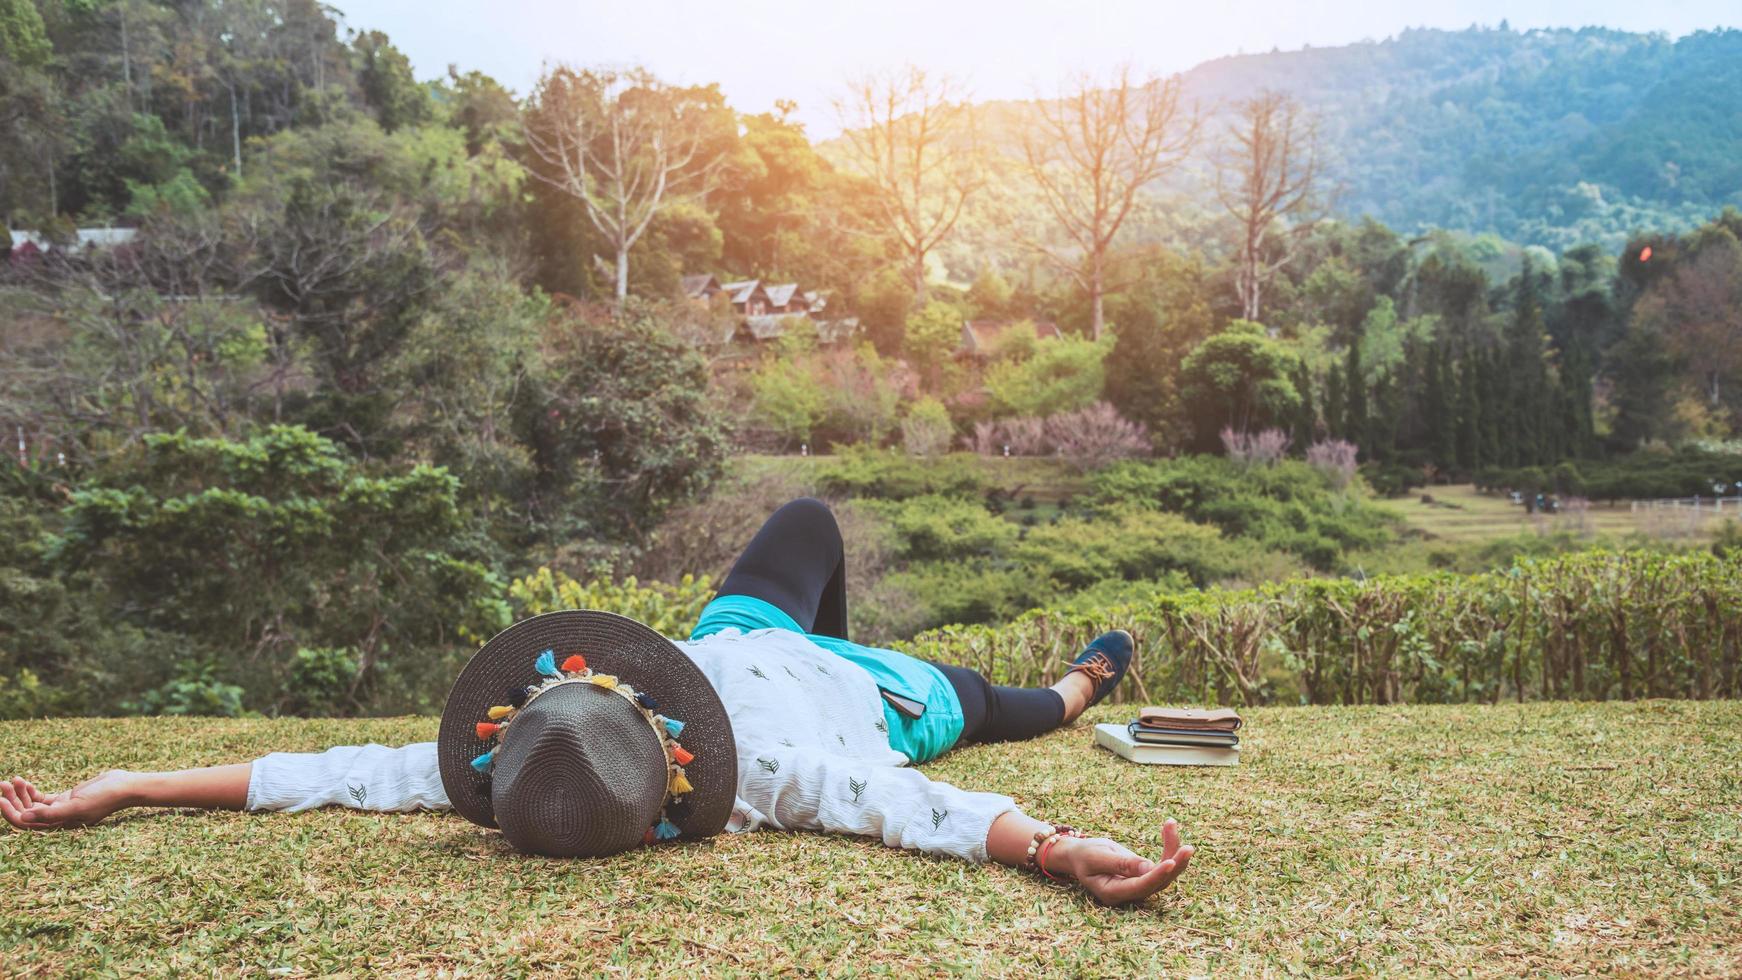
[{"x1": 330, "y1": 0, "x2": 1739, "y2": 135}]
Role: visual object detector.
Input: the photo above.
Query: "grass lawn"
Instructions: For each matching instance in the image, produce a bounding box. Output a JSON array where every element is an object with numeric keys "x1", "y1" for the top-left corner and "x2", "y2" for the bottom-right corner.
[
  {"x1": 1374, "y1": 483, "x2": 1732, "y2": 544},
  {"x1": 5, "y1": 701, "x2": 1739, "y2": 975}
]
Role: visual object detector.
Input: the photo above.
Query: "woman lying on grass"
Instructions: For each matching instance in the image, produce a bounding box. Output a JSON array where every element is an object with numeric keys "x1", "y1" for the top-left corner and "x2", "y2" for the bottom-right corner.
[{"x1": 2, "y1": 498, "x2": 1193, "y2": 905}]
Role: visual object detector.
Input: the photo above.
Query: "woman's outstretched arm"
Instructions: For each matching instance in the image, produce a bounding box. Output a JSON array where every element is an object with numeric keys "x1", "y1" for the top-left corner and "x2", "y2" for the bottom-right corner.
[
  {"x1": 3, "y1": 741, "x2": 449, "y2": 831},
  {"x1": 0, "y1": 765, "x2": 250, "y2": 830}
]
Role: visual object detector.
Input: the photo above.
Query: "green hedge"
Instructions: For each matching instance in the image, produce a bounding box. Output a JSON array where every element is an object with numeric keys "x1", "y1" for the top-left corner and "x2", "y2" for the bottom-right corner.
[
  {"x1": 1478, "y1": 449, "x2": 1742, "y2": 500},
  {"x1": 900, "y1": 551, "x2": 1742, "y2": 707}
]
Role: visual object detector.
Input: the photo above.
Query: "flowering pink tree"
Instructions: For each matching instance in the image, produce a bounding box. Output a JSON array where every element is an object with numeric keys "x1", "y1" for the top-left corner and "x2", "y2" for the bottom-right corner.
[
  {"x1": 1047, "y1": 402, "x2": 1150, "y2": 470},
  {"x1": 1305, "y1": 438, "x2": 1359, "y2": 488}
]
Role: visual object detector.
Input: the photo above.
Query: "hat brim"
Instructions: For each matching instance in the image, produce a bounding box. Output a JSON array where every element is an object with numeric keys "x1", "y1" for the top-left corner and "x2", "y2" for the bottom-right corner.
[{"x1": 437, "y1": 610, "x2": 737, "y2": 842}]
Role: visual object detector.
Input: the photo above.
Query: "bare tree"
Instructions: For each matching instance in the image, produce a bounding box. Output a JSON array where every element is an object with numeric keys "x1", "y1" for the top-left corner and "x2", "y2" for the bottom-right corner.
[
  {"x1": 835, "y1": 67, "x2": 980, "y2": 306},
  {"x1": 1215, "y1": 91, "x2": 1324, "y2": 323},
  {"x1": 522, "y1": 67, "x2": 725, "y2": 307},
  {"x1": 1021, "y1": 67, "x2": 1197, "y2": 340}
]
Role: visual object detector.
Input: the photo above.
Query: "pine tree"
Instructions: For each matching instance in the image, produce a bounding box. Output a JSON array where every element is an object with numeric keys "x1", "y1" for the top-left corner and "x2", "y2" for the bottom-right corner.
[
  {"x1": 1369, "y1": 374, "x2": 1402, "y2": 461},
  {"x1": 1478, "y1": 349, "x2": 1504, "y2": 470},
  {"x1": 1505, "y1": 256, "x2": 1550, "y2": 466},
  {"x1": 1343, "y1": 340, "x2": 1367, "y2": 453},
  {"x1": 1455, "y1": 349, "x2": 1479, "y2": 472},
  {"x1": 1291, "y1": 363, "x2": 1317, "y2": 449},
  {"x1": 1427, "y1": 343, "x2": 1457, "y2": 467},
  {"x1": 1325, "y1": 367, "x2": 1346, "y2": 441}
]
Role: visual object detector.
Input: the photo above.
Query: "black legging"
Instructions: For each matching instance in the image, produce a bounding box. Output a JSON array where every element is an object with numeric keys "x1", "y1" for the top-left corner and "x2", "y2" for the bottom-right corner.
[{"x1": 718, "y1": 498, "x2": 1065, "y2": 744}]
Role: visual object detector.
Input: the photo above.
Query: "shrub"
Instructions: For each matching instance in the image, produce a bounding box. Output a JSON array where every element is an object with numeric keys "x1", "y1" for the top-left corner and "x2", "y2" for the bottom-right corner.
[
  {"x1": 1221, "y1": 427, "x2": 1291, "y2": 466},
  {"x1": 983, "y1": 332, "x2": 1111, "y2": 418},
  {"x1": 1014, "y1": 508, "x2": 1241, "y2": 588},
  {"x1": 508, "y1": 566, "x2": 716, "y2": 638},
  {"x1": 1361, "y1": 462, "x2": 1427, "y2": 497},
  {"x1": 1089, "y1": 456, "x2": 1393, "y2": 569},
  {"x1": 1306, "y1": 439, "x2": 1359, "y2": 488},
  {"x1": 748, "y1": 359, "x2": 829, "y2": 448},
  {"x1": 901, "y1": 396, "x2": 955, "y2": 457},
  {"x1": 54, "y1": 426, "x2": 509, "y2": 715},
  {"x1": 812, "y1": 446, "x2": 986, "y2": 499},
  {"x1": 1047, "y1": 402, "x2": 1150, "y2": 471},
  {"x1": 902, "y1": 551, "x2": 1742, "y2": 707},
  {"x1": 866, "y1": 495, "x2": 1019, "y2": 562}
]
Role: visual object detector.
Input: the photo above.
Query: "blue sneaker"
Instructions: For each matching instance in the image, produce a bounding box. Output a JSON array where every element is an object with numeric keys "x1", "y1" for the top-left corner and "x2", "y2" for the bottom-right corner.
[{"x1": 1066, "y1": 630, "x2": 1133, "y2": 707}]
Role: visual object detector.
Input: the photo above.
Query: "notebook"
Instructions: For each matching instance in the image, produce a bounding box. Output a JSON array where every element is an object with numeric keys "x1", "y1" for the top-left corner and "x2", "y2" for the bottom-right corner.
[
  {"x1": 1094, "y1": 723, "x2": 1241, "y2": 766},
  {"x1": 1127, "y1": 722, "x2": 1240, "y2": 748}
]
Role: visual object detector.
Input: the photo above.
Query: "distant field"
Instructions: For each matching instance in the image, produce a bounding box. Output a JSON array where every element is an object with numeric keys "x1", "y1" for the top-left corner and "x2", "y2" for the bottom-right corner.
[
  {"x1": 4, "y1": 702, "x2": 1738, "y2": 974},
  {"x1": 1374, "y1": 483, "x2": 1733, "y2": 544}
]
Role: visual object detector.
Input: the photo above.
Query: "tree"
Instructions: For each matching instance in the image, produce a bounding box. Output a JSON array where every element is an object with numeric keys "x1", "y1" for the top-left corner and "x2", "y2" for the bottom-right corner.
[
  {"x1": 353, "y1": 30, "x2": 430, "y2": 133},
  {"x1": 1102, "y1": 247, "x2": 1219, "y2": 449},
  {"x1": 902, "y1": 300, "x2": 963, "y2": 385},
  {"x1": 1216, "y1": 91, "x2": 1323, "y2": 322},
  {"x1": 514, "y1": 303, "x2": 731, "y2": 543},
  {"x1": 522, "y1": 67, "x2": 729, "y2": 307},
  {"x1": 1426, "y1": 343, "x2": 1456, "y2": 466},
  {"x1": 1178, "y1": 320, "x2": 1302, "y2": 451},
  {"x1": 1019, "y1": 66, "x2": 1197, "y2": 340},
  {"x1": 53, "y1": 426, "x2": 505, "y2": 714},
  {"x1": 1342, "y1": 339, "x2": 1367, "y2": 447},
  {"x1": 1636, "y1": 229, "x2": 1742, "y2": 417},
  {"x1": 1504, "y1": 256, "x2": 1551, "y2": 465},
  {"x1": 1291, "y1": 362, "x2": 1318, "y2": 449},
  {"x1": 835, "y1": 66, "x2": 980, "y2": 305},
  {"x1": 984, "y1": 332, "x2": 1112, "y2": 419}
]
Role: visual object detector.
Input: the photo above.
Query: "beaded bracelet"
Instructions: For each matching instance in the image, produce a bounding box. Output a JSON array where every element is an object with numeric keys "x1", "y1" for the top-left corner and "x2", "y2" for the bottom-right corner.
[{"x1": 1025, "y1": 824, "x2": 1088, "y2": 879}]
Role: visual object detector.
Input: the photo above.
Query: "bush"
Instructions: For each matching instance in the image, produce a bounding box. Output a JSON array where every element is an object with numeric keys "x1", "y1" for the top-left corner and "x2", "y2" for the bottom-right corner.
[
  {"x1": 123, "y1": 665, "x2": 249, "y2": 717},
  {"x1": 1089, "y1": 456, "x2": 1393, "y2": 569},
  {"x1": 1306, "y1": 439, "x2": 1359, "y2": 488},
  {"x1": 52, "y1": 426, "x2": 509, "y2": 715},
  {"x1": 901, "y1": 396, "x2": 954, "y2": 456},
  {"x1": 1221, "y1": 428, "x2": 1292, "y2": 465},
  {"x1": 902, "y1": 551, "x2": 1742, "y2": 707},
  {"x1": 508, "y1": 566, "x2": 716, "y2": 638},
  {"x1": 1361, "y1": 461, "x2": 1427, "y2": 497},
  {"x1": 1015, "y1": 508, "x2": 1241, "y2": 588},
  {"x1": 866, "y1": 495, "x2": 1019, "y2": 562},
  {"x1": 1047, "y1": 402, "x2": 1150, "y2": 471},
  {"x1": 983, "y1": 332, "x2": 1111, "y2": 418},
  {"x1": 812, "y1": 446, "x2": 986, "y2": 500}
]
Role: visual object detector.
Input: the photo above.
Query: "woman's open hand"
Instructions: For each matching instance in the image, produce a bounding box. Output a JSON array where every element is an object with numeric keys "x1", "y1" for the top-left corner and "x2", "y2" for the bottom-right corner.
[
  {"x1": 1052, "y1": 818, "x2": 1194, "y2": 906},
  {"x1": 0, "y1": 771, "x2": 140, "y2": 831}
]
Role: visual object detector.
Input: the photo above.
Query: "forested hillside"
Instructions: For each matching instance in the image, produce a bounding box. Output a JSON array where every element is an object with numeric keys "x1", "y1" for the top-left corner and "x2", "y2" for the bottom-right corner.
[{"x1": 953, "y1": 26, "x2": 1742, "y2": 260}]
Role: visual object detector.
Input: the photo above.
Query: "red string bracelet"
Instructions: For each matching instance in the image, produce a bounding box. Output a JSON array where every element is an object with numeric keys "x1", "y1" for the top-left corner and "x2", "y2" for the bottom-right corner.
[{"x1": 1038, "y1": 830, "x2": 1084, "y2": 881}]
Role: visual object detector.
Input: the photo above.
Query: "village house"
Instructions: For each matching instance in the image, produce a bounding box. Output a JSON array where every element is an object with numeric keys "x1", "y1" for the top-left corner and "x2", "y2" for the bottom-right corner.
[
  {"x1": 681, "y1": 274, "x2": 724, "y2": 302},
  {"x1": 957, "y1": 318, "x2": 1063, "y2": 357},
  {"x1": 683, "y1": 272, "x2": 861, "y2": 347}
]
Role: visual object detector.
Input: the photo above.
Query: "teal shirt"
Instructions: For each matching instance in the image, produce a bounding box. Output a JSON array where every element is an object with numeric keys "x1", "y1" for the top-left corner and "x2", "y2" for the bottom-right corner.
[{"x1": 691, "y1": 595, "x2": 964, "y2": 763}]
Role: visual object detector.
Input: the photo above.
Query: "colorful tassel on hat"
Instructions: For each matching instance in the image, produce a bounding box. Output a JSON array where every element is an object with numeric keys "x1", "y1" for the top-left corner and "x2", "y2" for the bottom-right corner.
[
  {"x1": 663, "y1": 717, "x2": 684, "y2": 737},
  {"x1": 654, "y1": 818, "x2": 681, "y2": 840},
  {"x1": 487, "y1": 705, "x2": 514, "y2": 720},
  {"x1": 670, "y1": 744, "x2": 694, "y2": 766},
  {"x1": 643, "y1": 827, "x2": 656, "y2": 846},
  {"x1": 668, "y1": 769, "x2": 693, "y2": 796},
  {"x1": 470, "y1": 749, "x2": 496, "y2": 772},
  {"x1": 507, "y1": 686, "x2": 530, "y2": 708},
  {"x1": 475, "y1": 721, "x2": 500, "y2": 740},
  {"x1": 635, "y1": 692, "x2": 659, "y2": 711},
  {"x1": 535, "y1": 649, "x2": 559, "y2": 677},
  {"x1": 561, "y1": 654, "x2": 587, "y2": 673},
  {"x1": 589, "y1": 673, "x2": 618, "y2": 690}
]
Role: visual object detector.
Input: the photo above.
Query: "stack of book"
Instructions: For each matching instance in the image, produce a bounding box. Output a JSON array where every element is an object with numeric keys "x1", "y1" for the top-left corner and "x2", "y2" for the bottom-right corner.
[{"x1": 1094, "y1": 707, "x2": 1242, "y2": 766}]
